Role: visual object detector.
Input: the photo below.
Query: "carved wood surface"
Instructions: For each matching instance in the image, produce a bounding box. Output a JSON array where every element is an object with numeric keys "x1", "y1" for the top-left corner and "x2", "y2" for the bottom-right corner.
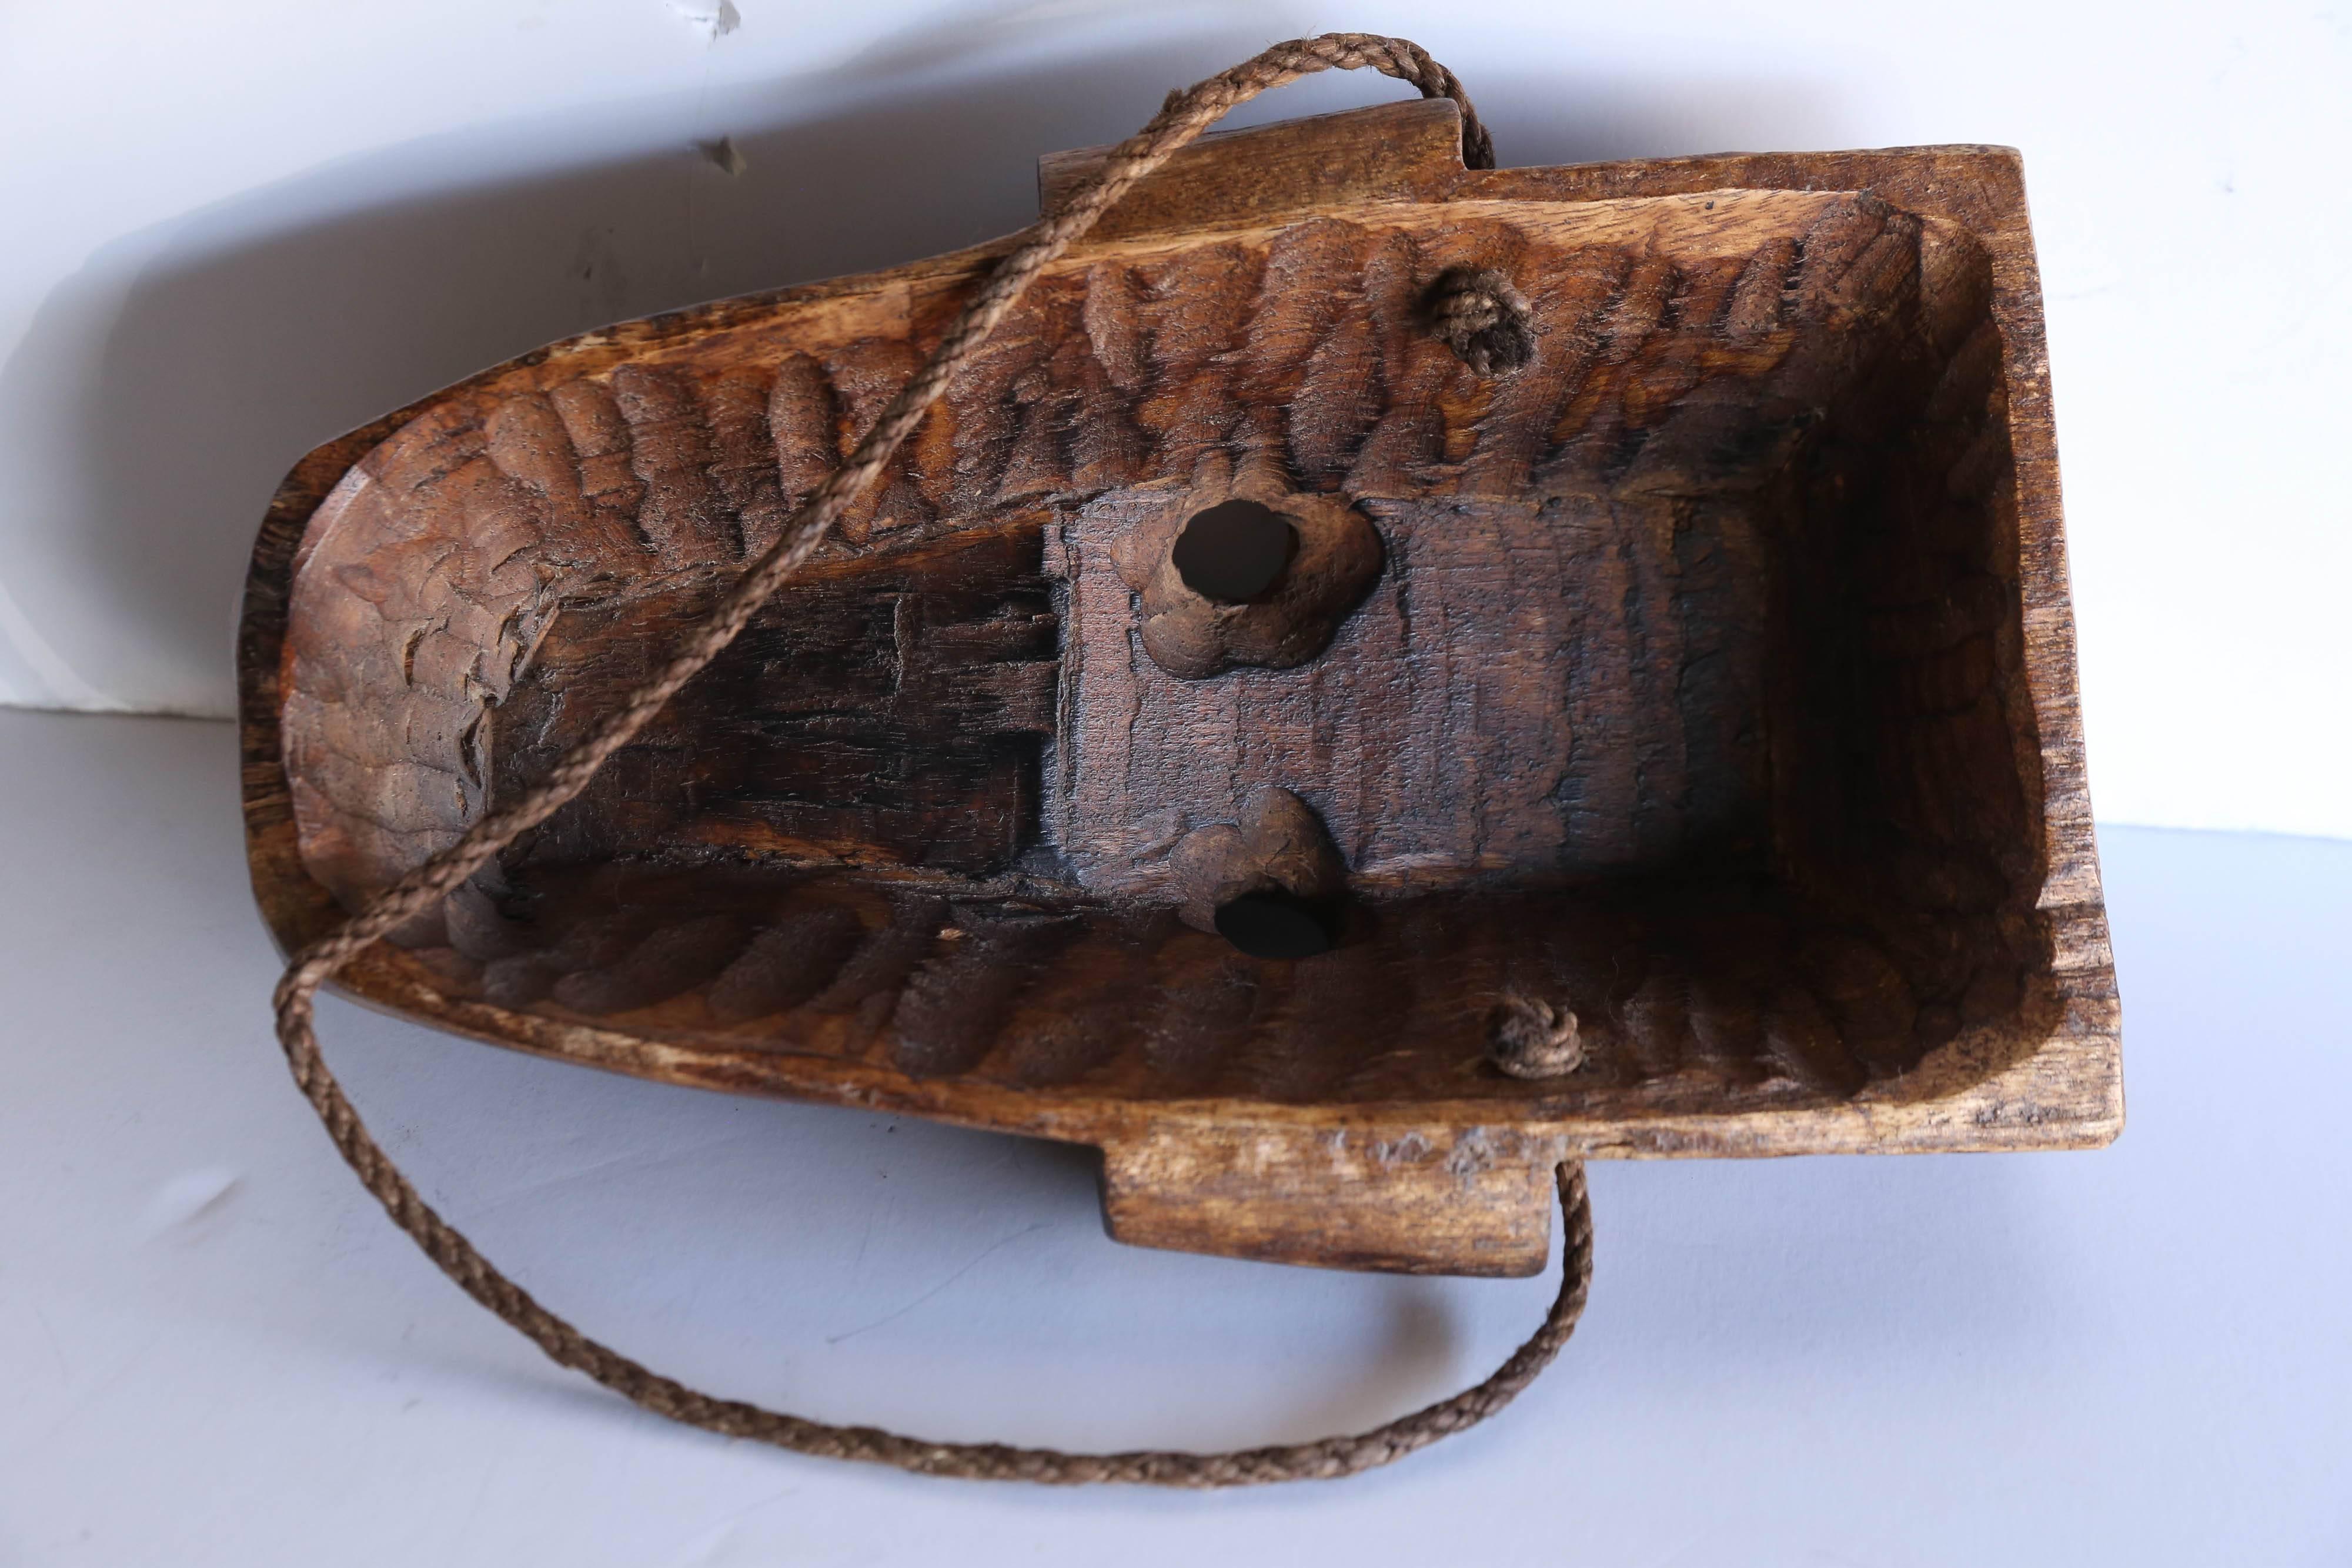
[{"x1": 239, "y1": 99, "x2": 2119, "y2": 1276}]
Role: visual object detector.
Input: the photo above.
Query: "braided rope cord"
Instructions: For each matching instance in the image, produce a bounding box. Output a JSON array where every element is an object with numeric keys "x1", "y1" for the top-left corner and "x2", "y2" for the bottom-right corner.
[{"x1": 270, "y1": 33, "x2": 1593, "y2": 1486}]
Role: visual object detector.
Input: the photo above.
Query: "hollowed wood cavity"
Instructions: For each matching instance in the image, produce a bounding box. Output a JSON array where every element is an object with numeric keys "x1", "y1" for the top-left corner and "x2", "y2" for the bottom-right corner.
[{"x1": 275, "y1": 190, "x2": 2052, "y2": 1114}]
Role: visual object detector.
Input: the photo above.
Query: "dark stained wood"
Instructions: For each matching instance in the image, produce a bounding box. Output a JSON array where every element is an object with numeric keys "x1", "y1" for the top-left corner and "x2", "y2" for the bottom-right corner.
[
  {"x1": 495, "y1": 516, "x2": 1057, "y2": 877},
  {"x1": 238, "y1": 98, "x2": 2120, "y2": 1278}
]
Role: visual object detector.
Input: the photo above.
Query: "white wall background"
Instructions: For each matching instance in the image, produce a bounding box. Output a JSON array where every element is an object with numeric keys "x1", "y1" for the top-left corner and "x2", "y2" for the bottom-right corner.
[{"x1": 2, "y1": 0, "x2": 2344, "y2": 836}]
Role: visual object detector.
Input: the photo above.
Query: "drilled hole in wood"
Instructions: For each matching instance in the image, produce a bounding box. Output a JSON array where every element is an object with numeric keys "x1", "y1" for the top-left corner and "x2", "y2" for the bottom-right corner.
[
  {"x1": 1170, "y1": 500, "x2": 1297, "y2": 604},
  {"x1": 1212, "y1": 890, "x2": 1335, "y2": 959}
]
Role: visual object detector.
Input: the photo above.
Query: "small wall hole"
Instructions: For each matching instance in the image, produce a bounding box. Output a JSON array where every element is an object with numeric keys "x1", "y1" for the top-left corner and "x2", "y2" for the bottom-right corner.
[
  {"x1": 1171, "y1": 500, "x2": 1297, "y2": 604},
  {"x1": 1213, "y1": 891, "x2": 1335, "y2": 959}
]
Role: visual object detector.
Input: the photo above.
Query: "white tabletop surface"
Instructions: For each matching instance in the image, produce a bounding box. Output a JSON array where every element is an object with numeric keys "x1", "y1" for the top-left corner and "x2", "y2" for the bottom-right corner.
[{"x1": 2, "y1": 707, "x2": 2345, "y2": 1566}]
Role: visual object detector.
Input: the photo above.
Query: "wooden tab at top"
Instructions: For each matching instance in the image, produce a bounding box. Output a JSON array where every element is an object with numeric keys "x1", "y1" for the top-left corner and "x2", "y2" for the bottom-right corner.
[{"x1": 1035, "y1": 97, "x2": 1467, "y2": 239}]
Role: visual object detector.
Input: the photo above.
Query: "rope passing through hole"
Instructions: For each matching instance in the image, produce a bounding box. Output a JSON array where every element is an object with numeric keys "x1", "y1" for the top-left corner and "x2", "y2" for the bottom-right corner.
[
  {"x1": 1426, "y1": 266, "x2": 1535, "y2": 373},
  {"x1": 269, "y1": 34, "x2": 1594, "y2": 1486}
]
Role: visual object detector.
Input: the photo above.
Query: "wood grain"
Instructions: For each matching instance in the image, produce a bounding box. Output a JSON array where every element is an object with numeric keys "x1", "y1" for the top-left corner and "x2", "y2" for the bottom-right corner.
[{"x1": 238, "y1": 98, "x2": 2120, "y2": 1276}]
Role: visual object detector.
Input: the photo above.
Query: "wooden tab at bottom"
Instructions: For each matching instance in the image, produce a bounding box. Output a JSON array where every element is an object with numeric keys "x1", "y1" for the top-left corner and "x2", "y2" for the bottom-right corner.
[{"x1": 1099, "y1": 1123, "x2": 1559, "y2": 1277}]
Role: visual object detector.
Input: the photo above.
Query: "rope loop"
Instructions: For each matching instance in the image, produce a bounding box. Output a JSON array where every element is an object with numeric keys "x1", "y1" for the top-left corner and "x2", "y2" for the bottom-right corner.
[{"x1": 270, "y1": 35, "x2": 1591, "y2": 1486}]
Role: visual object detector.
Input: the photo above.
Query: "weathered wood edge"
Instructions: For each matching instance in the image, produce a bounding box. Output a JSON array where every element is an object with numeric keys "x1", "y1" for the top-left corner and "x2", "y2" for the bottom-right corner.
[{"x1": 236, "y1": 104, "x2": 2121, "y2": 1202}]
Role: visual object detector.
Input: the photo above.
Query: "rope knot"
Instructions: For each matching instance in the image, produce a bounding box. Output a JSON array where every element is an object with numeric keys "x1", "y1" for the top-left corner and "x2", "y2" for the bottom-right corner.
[
  {"x1": 1426, "y1": 268, "x2": 1535, "y2": 374},
  {"x1": 1488, "y1": 994, "x2": 1583, "y2": 1078}
]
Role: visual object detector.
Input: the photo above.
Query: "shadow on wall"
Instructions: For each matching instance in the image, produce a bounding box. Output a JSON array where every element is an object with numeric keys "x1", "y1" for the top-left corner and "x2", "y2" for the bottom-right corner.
[{"x1": 0, "y1": 9, "x2": 1852, "y2": 716}]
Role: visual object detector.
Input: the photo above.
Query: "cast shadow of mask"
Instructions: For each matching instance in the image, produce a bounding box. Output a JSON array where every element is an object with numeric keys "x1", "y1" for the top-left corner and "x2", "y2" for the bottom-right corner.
[{"x1": 6, "y1": 19, "x2": 1850, "y2": 711}]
